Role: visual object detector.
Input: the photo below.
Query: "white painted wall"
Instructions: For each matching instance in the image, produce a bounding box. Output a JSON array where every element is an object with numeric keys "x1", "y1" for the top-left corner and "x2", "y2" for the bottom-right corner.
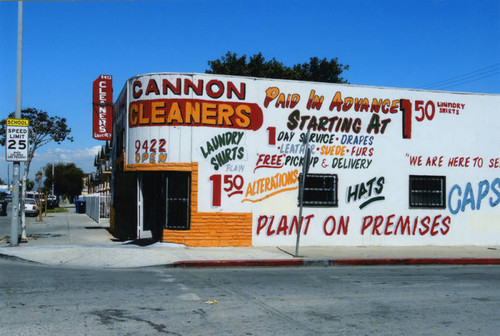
[{"x1": 118, "y1": 73, "x2": 499, "y2": 247}]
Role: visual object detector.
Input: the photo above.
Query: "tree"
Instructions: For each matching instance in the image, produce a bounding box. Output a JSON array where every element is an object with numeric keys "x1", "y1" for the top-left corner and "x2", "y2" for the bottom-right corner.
[
  {"x1": 0, "y1": 107, "x2": 73, "y2": 237},
  {"x1": 26, "y1": 179, "x2": 34, "y2": 191},
  {"x1": 43, "y1": 162, "x2": 84, "y2": 201},
  {"x1": 34, "y1": 170, "x2": 44, "y2": 192},
  {"x1": 43, "y1": 163, "x2": 56, "y2": 195},
  {"x1": 206, "y1": 52, "x2": 349, "y2": 83}
]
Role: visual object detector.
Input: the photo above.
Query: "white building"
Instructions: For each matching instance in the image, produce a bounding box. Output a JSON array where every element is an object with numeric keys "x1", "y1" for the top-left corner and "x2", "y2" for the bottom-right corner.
[{"x1": 109, "y1": 73, "x2": 500, "y2": 247}]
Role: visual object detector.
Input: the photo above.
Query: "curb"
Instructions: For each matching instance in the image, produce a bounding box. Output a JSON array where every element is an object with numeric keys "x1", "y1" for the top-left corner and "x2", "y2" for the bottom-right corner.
[
  {"x1": 171, "y1": 259, "x2": 305, "y2": 268},
  {"x1": 327, "y1": 258, "x2": 500, "y2": 266},
  {"x1": 0, "y1": 253, "x2": 39, "y2": 264},
  {"x1": 172, "y1": 258, "x2": 500, "y2": 268}
]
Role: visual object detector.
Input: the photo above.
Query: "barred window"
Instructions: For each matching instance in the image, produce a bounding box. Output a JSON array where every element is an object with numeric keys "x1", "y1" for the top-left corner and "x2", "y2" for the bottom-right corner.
[
  {"x1": 409, "y1": 175, "x2": 446, "y2": 208},
  {"x1": 166, "y1": 172, "x2": 191, "y2": 230},
  {"x1": 299, "y1": 174, "x2": 338, "y2": 207}
]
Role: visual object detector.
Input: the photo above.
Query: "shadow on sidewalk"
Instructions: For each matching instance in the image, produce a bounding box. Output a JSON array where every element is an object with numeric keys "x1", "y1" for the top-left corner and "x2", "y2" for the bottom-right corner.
[{"x1": 123, "y1": 238, "x2": 158, "y2": 247}]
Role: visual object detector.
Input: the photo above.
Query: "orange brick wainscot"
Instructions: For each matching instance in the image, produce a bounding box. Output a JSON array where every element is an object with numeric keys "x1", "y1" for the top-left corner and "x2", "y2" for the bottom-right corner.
[{"x1": 124, "y1": 161, "x2": 252, "y2": 247}]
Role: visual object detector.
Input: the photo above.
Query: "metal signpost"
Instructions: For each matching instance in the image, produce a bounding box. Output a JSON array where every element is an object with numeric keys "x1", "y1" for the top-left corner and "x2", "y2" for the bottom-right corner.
[
  {"x1": 295, "y1": 131, "x2": 310, "y2": 257},
  {"x1": 6, "y1": 118, "x2": 29, "y2": 247},
  {"x1": 10, "y1": 1, "x2": 24, "y2": 247}
]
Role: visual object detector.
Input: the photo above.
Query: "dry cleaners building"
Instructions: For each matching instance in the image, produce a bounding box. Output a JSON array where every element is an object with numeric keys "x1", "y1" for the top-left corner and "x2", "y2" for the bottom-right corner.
[{"x1": 109, "y1": 73, "x2": 500, "y2": 247}]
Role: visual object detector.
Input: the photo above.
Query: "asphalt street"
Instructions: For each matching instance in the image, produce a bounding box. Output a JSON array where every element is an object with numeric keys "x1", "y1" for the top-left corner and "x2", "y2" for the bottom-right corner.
[{"x1": 1, "y1": 260, "x2": 499, "y2": 336}]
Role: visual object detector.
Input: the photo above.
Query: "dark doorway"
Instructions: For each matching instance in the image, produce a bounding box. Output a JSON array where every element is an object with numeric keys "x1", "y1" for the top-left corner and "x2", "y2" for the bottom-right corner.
[
  {"x1": 112, "y1": 171, "x2": 137, "y2": 241},
  {"x1": 141, "y1": 171, "x2": 191, "y2": 241},
  {"x1": 142, "y1": 172, "x2": 166, "y2": 241}
]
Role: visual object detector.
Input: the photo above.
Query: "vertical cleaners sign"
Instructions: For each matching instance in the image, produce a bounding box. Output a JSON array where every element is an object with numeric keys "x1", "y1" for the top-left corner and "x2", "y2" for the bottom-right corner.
[{"x1": 92, "y1": 75, "x2": 113, "y2": 140}]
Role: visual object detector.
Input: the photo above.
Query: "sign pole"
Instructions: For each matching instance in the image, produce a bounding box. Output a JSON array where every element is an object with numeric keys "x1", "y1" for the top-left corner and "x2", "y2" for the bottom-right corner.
[
  {"x1": 10, "y1": 1, "x2": 23, "y2": 247},
  {"x1": 295, "y1": 131, "x2": 310, "y2": 257}
]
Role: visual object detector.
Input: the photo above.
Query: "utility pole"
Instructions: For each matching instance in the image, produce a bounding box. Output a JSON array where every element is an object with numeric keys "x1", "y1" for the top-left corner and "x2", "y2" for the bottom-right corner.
[
  {"x1": 52, "y1": 162, "x2": 54, "y2": 196},
  {"x1": 10, "y1": 1, "x2": 23, "y2": 247}
]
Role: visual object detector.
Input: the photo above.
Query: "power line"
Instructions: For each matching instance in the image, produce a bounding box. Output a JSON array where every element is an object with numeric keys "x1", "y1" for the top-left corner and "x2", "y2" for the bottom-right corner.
[
  {"x1": 437, "y1": 70, "x2": 500, "y2": 90},
  {"x1": 421, "y1": 63, "x2": 500, "y2": 88},
  {"x1": 420, "y1": 63, "x2": 500, "y2": 90}
]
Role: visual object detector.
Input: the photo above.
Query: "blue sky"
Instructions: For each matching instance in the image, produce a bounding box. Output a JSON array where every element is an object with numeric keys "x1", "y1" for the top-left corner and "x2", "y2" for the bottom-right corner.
[{"x1": 1, "y1": 0, "x2": 499, "y2": 181}]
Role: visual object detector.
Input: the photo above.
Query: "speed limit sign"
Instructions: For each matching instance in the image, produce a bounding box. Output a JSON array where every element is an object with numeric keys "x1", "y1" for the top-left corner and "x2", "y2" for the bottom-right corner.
[{"x1": 5, "y1": 118, "x2": 29, "y2": 162}]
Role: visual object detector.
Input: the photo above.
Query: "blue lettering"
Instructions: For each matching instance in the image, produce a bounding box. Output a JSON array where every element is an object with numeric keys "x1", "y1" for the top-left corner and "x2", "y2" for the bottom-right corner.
[
  {"x1": 448, "y1": 184, "x2": 462, "y2": 215},
  {"x1": 449, "y1": 179, "x2": 500, "y2": 214},
  {"x1": 490, "y1": 178, "x2": 500, "y2": 207},
  {"x1": 476, "y1": 180, "x2": 490, "y2": 210},
  {"x1": 461, "y1": 183, "x2": 475, "y2": 212}
]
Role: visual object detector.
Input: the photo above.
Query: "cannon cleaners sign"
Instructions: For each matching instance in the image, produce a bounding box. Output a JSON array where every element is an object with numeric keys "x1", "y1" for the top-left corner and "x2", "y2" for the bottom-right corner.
[
  {"x1": 92, "y1": 75, "x2": 113, "y2": 140},
  {"x1": 5, "y1": 118, "x2": 29, "y2": 162}
]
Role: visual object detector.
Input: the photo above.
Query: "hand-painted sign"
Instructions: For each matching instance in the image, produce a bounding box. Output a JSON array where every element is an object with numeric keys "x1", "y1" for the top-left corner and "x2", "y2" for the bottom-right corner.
[
  {"x1": 113, "y1": 73, "x2": 500, "y2": 248},
  {"x1": 92, "y1": 75, "x2": 113, "y2": 140}
]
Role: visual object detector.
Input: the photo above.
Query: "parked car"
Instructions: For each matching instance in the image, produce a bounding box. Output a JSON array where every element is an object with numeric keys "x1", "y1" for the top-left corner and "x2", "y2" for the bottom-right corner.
[
  {"x1": 25, "y1": 191, "x2": 45, "y2": 212},
  {"x1": 0, "y1": 199, "x2": 6, "y2": 216},
  {"x1": 24, "y1": 199, "x2": 39, "y2": 217}
]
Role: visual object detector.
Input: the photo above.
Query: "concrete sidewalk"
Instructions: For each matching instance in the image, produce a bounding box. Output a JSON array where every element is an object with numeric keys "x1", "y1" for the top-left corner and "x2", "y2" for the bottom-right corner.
[{"x1": 0, "y1": 207, "x2": 499, "y2": 269}]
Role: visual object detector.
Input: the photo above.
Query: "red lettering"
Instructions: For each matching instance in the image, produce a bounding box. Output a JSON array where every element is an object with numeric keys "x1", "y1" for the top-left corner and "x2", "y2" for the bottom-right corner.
[
  {"x1": 361, "y1": 216, "x2": 373, "y2": 235},
  {"x1": 276, "y1": 216, "x2": 288, "y2": 235},
  {"x1": 184, "y1": 79, "x2": 203, "y2": 96},
  {"x1": 372, "y1": 216, "x2": 384, "y2": 235},
  {"x1": 338, "y1": 216, "x2": 349, "y2": 235},
  {"x1": 145, "y1": 79, "x2": 160, "y2": 96},
  {"x1": 133, "y1": 80, "x2": 143, "y2": 99},
  {"x1": 257, "y1": 215, "x2": 268, "y2": 235},
  {"x1": 395, "y1": 216, "x2": 411, "y2": 235},
  {"x1": 343, "y1": 97, "x2": 353, "y2": 111},
  {"x1": 384, "y1": 214, "x2": 395, "y2": 235},
  {"x1": 441, "y1": 216, "x2": 451, "y2": 235},
  {"x1": 419, "y1": 216, "x2": 431, "y2": 235},
  {"x1": 323, "y1": 216, "x2": 336, "y2": 236},
  {"x1": 361, "y1": 215, "x2": 450, "y2": 236},
  {"x1": 256, "y1": 154, "x2": 266, "y2": 166},
  {"x1": 489, "y1": 158, "x2": 500, "y2": 168},
  {"x1": 206, "y1": 80, "x2": 225, "y2": 99},
  {"x1": 426, "y1": 156, "x2": 443, "y2": 167},
  {"x1": 412, "y1": 217, "x2": 419, "y2": 235},
  {"x1": 323, "y1": 216, "x2": 349, "y2": 236},
  {"x1": 255, "y1": 215, "x2": 315, "y2": 236},
  {"x1": 162, "y1": 78, "x2": 181, "y2": 95},
  {"x1": 289, "y1": 216, "x2": 300, "y2": 235},
  {"x1": 430, "y1": 215, "x2": 441, "y2": 236},
  {"x1": 227, "y1": 81, "x2": 246, "y2": 100},
  {"x1": 303, "y1": 214, "x2": 314, "y2": 235},
  {"x1": 448, "y1": 156, "x2": 471, "y2": 167},
  {"x1": 266, "y1": 216, "x2": 275, "y2": 236},
  {"x1": 381, "y1": 100, "x2": 390, "y2": 113}
]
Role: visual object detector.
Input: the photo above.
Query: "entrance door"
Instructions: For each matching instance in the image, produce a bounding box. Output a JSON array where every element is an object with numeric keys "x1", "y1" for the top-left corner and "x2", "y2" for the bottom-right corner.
[
  {"x1": 137, "y1": 176, "x2": 147, "y2": 239},
  {"x1": 144, "y1": 172, "x2": 166, "y2": 240},
  {"x1": 137, "y1": 171, "x2": 191, "y2": 240},
  {"x1": 165, "y1": 172, "x2": 191, "y2": 230},
  {"x1": 137, "y1": 173, "x2": 158, "y2": 239}
]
